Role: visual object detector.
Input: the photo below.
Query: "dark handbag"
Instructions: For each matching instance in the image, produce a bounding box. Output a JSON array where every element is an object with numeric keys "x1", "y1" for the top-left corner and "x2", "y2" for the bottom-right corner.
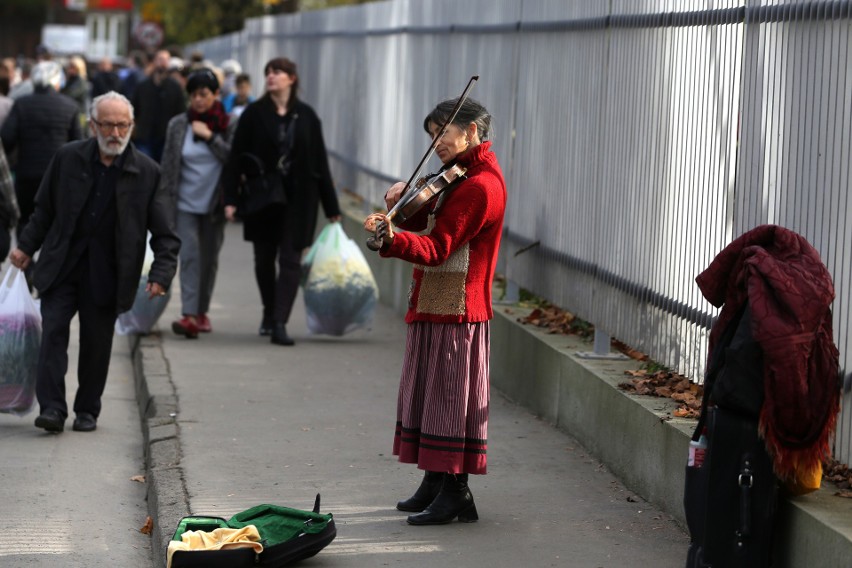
[
  {"x1": 237, "y1": 152, "x2": 287, "y2": 216},
  {"x1": 169, "y1": 494, "x2": 337, "y2": 568}
]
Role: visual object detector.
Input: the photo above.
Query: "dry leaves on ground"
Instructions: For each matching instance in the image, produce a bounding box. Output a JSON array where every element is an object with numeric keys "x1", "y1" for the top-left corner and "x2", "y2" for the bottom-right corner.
[
  {"x1": 823, "y1": 459, "x2": 852, "y2": 497},
  {"x1": 140, "y1": 516, "x2": 154, "y2": 535},
  {"x1": 517, "y1": 304, "x2": 595, "y2": 337},
  {"x1": 516, "y1": 302, "x2": 701, "y2": 415},
  {"x1": 618, "y1": 368, "x2": 704, "y2": 419}
]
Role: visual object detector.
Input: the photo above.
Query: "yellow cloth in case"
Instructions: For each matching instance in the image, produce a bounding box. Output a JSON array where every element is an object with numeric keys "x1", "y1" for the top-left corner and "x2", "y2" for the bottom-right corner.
[{"x1": 167, "y1": 524, "x2": 264, "y2": 568}]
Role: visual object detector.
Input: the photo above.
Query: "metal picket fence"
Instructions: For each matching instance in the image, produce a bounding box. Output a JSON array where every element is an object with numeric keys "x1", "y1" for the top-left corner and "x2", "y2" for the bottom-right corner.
[{"x1": 188, "y1": 0, "x2": 852, "y2": 464}]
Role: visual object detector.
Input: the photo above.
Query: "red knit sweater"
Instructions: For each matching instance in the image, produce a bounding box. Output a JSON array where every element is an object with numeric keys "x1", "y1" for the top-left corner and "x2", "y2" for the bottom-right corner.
[{"x1": 381, "y1": 141, "x2": 506, "y2": 324}]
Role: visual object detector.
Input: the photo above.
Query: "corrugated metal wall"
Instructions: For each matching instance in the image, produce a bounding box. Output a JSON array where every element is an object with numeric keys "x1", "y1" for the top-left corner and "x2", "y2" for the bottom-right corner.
[{"x1": 188, "y1": 0, "x2": 852, "y2": 463}]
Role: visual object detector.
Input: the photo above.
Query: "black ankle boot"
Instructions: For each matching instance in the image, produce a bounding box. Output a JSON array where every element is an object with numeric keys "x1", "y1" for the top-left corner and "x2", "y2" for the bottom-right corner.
[
  {"x1": 397, "y1": 471, "x2": 445, "y2": 512},
  {"x1": 407, "y1": 473, "x2": 478, "y2": 525},
  {"x1": 270, "y1": 322, "x2": 295, "y2": 345},
  {"x1": 259, "y1": 313, "x2": 274, "y2": 336}
]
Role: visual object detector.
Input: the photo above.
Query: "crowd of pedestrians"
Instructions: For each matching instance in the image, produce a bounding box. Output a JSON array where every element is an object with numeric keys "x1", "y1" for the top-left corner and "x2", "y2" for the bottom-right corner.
[
  {"x1": 0, "y1": 47, "x2": 259, "y2": 273},
  {"x1": 0, "y1": 41, "x2": 524, "y2": 544},
  {"x1": 0, "y1": 46, "x2": 274, "y2": 435}
]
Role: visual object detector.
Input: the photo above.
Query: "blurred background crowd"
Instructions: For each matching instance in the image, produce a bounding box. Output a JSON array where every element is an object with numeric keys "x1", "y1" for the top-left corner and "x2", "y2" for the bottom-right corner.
[{"x1": 0, "y1": 44, "x2": 254, "y2": 260}]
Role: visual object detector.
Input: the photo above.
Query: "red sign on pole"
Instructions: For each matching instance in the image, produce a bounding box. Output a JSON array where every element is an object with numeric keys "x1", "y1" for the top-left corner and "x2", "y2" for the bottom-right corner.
[
  {"x1": 87, "y1": 0, "x2": 134, "y2": 11},
  {"x1": 134, "y1": 22, "x2": 164, "y2": 50}
]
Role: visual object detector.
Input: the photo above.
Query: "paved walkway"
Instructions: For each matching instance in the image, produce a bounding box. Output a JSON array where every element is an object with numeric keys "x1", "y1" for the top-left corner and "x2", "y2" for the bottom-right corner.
[
  {"x1": 0, "y1": 302, "x2": 152, "y2": 567},
  {"x1": 142, "y1": 221, "x2": 689, "y2": 567}
]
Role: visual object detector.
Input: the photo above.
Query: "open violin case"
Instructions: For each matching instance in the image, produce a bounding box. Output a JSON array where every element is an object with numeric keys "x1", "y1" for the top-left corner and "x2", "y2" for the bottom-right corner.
[{"x1": 169, "y1": 494, "x2": 336, "y2": 567}]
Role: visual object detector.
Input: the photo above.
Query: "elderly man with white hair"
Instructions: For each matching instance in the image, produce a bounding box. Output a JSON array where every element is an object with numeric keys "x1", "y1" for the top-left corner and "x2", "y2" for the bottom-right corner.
[
  {"x1": 8, "y1": 91, "x2": 180, "y2": 434},
  {"x1": 1, "y1": 60, "x2": 82, "y2": 239}
]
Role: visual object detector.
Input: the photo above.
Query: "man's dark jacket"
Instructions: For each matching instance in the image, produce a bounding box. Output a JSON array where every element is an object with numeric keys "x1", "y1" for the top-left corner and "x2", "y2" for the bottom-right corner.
[
  {"x1": 0, "y1": 87, "x2": 82, "y2": 179},
  {"x1": 130, "y1": 75, "x2": 185, "y2": 144},
  {"x1": 17, "y1": 138, "x2": 180, "y2": 313},
  {"x1": 91, "y1": 71, "x2": 122, "y2": 98}
]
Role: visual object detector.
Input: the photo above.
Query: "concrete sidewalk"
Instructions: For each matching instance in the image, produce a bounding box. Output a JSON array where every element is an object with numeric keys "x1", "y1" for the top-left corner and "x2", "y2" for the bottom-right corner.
[
  {"x1": 0, "y1": 305, "x2": 152, "y2": 566},
  {"x1": 137, "y1": 222, "x2": 689, "y2": 567}
]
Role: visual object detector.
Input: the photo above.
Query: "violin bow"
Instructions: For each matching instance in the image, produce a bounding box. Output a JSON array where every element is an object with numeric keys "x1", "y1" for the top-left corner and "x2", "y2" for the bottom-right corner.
[{"x1": 367, "y1": 75, "x2": 479, "y2": 251}]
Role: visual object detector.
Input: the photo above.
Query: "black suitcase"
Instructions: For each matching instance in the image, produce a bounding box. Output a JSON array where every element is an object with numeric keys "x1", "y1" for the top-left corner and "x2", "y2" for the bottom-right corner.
[
  {"x1": 684, "y1": 306, "x2": 779, "y2": 568},
  {"x1": 685, "y1": 406, "x2": 778, "y2": 567},
  {"x1": 169, "y1": 494, "x2": 337, "y2": 568}
]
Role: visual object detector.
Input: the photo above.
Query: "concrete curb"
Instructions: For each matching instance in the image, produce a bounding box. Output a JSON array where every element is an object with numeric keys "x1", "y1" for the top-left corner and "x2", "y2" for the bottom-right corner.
[{"x1": 130, "y1": 333, "x2": 189, "y2": 568}]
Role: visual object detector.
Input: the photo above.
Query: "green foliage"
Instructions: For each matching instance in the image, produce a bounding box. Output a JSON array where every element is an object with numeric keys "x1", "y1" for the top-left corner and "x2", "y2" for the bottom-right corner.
[
  {"x1": 642, "y1": 360, "x2": 670, "y2": 374},
  {"x1": 154, "y1": 0, "x2": 381, "y2": 46},
  {"x1": 151, "y1": 0, "x2": 269, "y2": 46},
  {"x1": 518, "y1": 287, "x2": 549, "y2": 308}
]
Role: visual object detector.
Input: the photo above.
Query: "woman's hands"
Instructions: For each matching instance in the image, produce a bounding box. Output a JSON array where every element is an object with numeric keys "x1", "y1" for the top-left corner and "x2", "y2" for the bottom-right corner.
[
  {"x1": 364, "y1": 212, "x2": 394, "y2": 245},
  {"x1": 191, "y1": 120, "x2": 213, "y2": 141},
  {"x1": 384, "y1": 181, "x2": 407, "y2": 210},
  {"x1": 225, "y1": 205, "x2": 237, "y2": 222},
  {"x1": 364, "y1": 181, "x2": 406, "y2": 248}
]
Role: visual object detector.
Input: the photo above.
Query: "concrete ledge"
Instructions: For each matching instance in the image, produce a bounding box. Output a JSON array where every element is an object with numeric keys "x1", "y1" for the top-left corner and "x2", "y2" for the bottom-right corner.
[
  {"x1": 129, "y1": 334, "x2": 189, "y2": 568},
  {"x1": 489, "y1": 305, "x2": 852, "y2": 566},
  {"x1": 339, "y1": 200, "x2": 852, "y2": 568}
]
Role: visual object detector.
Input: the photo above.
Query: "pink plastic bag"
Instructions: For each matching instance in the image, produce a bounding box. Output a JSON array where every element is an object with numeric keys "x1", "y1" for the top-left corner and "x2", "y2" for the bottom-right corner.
[{"x1": 0, "y1": 267, "x2": 41, "y2": 415}]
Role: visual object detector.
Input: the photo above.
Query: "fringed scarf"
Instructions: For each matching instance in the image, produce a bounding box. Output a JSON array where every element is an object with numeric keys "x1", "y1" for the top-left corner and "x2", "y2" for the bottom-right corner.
[
  {"x1": 695, "y1": 224, "x2": 840, "y2": 482},
  {"x1": 187, "y1": 99, "x2": 229, "y2": 134}
]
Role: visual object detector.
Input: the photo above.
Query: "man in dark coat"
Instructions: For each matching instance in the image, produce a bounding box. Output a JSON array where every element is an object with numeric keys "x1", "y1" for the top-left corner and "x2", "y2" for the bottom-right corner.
[
  {"x1": 130, "y1": 49, "x2": 186, "y2": 162},
  {"x1": 90, "y1": 56, "x2": 122, "y2": 98},
  {"x1": 8, "y1": 91, "x2": 180, "y2": 433},
  {"x1": 1, "y1": 60, "x2": 82, "y2": 238}
]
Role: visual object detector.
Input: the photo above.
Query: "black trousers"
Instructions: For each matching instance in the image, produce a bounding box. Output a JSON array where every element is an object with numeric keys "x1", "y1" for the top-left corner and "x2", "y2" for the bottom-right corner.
[
  {"x1": 36, "y1": 260, "x2": 117, "y2": 420},
  {"x1": 253, "y1": 227, "x2": 301, "y2": 324}
]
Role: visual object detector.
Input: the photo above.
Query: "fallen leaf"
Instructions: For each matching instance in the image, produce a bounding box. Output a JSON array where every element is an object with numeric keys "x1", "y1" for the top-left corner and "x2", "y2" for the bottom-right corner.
[
  {"x1": 140, "y1": 516, "x2": 154, "y2": 535},
  {"x1": 130, "y1": 475, "x2": 146, "y2": 483}
]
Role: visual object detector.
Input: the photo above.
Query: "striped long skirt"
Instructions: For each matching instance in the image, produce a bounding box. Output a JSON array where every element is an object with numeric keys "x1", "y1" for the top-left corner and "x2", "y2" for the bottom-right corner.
[{"x1": 392, "y1": 320, "x2": 490, "y2": 475}]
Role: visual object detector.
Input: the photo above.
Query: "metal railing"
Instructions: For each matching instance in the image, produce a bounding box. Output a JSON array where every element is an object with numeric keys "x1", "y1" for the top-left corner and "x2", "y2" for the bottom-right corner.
[{"x1": 188, "y1": 0, "x2": 852, "y2": 463}]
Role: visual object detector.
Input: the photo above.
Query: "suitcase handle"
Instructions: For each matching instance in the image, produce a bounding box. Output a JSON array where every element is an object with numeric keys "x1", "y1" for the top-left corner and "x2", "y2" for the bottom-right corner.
[{"x1": 737, "y1": 455, "x2": 754, "y2": 542}]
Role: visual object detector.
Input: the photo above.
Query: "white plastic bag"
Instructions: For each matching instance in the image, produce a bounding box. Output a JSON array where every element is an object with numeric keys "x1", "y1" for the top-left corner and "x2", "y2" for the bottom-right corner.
[
  {"x1": 115, "y1": 234, "x2": 171, "y2": 335},
  {"x1": 302, "y1": 223, "x2": 378, "y2": 336},
  {"x1": 0, "y1": 267, "x2": 41, "y2": 415}
]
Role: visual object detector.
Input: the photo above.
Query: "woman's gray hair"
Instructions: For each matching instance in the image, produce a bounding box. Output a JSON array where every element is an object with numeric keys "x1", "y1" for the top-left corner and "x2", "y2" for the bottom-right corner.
[
  {"x1": 90, "y1": 91, "x2": 135, "y2": 121},
  {"x1": 423, "y1": 97, "x2": 493, "y2": 141}
]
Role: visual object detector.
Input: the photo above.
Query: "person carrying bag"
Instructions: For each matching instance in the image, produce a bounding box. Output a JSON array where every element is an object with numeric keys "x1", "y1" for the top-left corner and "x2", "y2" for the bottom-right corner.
[{"x1": 0, "y1": 267, "x2": 41, "y2": 415}]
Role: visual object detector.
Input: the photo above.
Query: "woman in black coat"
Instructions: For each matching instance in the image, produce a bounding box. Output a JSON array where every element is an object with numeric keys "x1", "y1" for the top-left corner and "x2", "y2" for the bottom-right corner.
[{"x1": 223, "y1": 57, "x2": 341, "y2": 345}]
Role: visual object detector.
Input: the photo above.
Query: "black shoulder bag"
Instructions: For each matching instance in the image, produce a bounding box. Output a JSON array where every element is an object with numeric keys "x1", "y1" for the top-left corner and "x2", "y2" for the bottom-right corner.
[{"x1": 237, "y1": 113, "x2": 298, "y2": 216}]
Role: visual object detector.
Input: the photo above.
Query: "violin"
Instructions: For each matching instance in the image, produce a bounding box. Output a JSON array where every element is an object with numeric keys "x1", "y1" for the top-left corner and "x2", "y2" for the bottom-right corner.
[
  {"x1": 366, "y1": 164, "x2": 467, "y2": 250},
  {"x1": 366, "y1": 75, "x2": 479, "y2": 252}
]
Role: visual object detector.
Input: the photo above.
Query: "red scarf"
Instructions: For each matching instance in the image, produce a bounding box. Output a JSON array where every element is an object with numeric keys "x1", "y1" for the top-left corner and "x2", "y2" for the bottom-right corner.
[
  {"x1": 696, "y1": 225, "x2": 840, "y2": 481},
  {"x1": 187, "y1": 99, "x2": 229, "y2": 134}
]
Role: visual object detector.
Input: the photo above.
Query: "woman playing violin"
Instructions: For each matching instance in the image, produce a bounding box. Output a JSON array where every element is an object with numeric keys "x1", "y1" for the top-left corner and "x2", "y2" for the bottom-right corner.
[{"x1": 364, "y1": 97, "x2": 506, "y2": 525}]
